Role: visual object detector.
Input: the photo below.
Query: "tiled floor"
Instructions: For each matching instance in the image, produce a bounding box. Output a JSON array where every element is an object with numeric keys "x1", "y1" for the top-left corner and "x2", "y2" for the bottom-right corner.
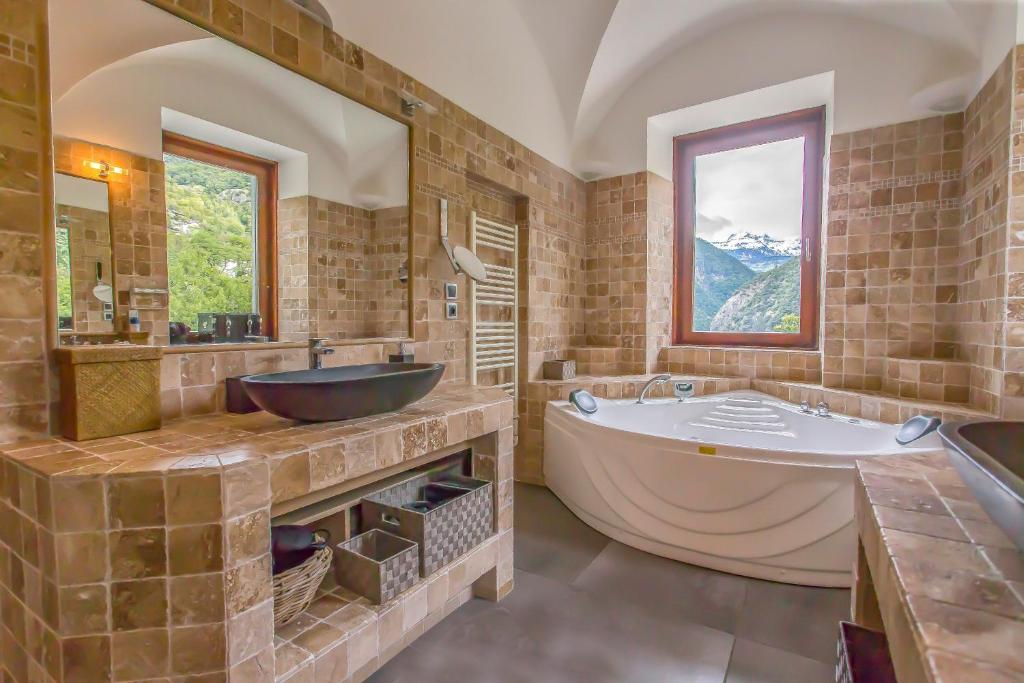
[{"x1": 371, "y1": 483, "x2": 847, "y2": 682}]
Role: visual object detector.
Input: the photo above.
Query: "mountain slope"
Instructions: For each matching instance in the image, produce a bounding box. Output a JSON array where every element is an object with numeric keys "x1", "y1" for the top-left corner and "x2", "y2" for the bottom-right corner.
[
  {"x1": 693, "y1": 238, "x2": 755, "y2": 330},
  {"x1": 709, "y1": 256, "x2": 800, "y2": 332},
  {"x1": 710, "y1": 232, "x2": 800, "y2": 272}
]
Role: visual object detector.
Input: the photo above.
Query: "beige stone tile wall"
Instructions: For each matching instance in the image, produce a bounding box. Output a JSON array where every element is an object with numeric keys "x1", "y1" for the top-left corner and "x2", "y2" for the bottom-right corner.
[
  {"x1": 159, "y1": 341, "x2": 388, "y2": 420},
  {"x1": 278, "y1": 197, "x2": 409, "y2": 341},
  {"x1": 584, "y1": 172, "x2": 648, "y2": 372},
  {"x1": 960, "y1": 52, "x2": 1012, "y2": 415},
  {"x1": 881, "y1": 356, "x2": 971, "y2": 404},
  {"x1": 645, "y1": 172, "x2": 674, "y2": 369},
  {"x1": 307, "y1": 197, "x2": 375, "y2": 339},
  {"x1": 366, "y1": 205, "x2": 410, "y2": 339},
  {"x1": 53, "y1": 137, "x2": 170, "y2": 345},
  {"x1": 0, "y1": 0, "x2": 51, "y2": 443},
  {"x1": 277, "y1": 195, "x2": 311, "y2": 340},
  {"x1": 56, "y1": 204, "x2": 113, "y2": 333},
  {"x1": 1003, "y1": 48, "x2": 1024, "y2": 418},
  {"x1": 521, "y1": 189, "x2": 587, "y2": 383},
  {"x1": 659, "y1": 346, "x2": 823, "y2": 382},
  {"x1": 825, "y1": 114, "x2": 964, "y2": 390},
  {"x1": 580, "y1": 171, "x2": 671, "y2": 376}
]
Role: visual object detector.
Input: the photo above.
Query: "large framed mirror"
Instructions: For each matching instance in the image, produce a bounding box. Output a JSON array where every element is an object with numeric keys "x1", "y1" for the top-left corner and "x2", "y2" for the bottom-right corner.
[{"x1": 48, "y1": 0, "x2": 411, "y2": 346}]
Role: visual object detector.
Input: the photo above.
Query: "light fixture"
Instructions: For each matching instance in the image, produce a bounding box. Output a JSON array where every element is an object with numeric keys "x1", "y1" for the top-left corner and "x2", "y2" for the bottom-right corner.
[
  {"x1": 84, "y1": 160, "x2": 126, "y2": 179},
  {"x1": 400, "y1": 90, "x2": 438, "y2": 117}
]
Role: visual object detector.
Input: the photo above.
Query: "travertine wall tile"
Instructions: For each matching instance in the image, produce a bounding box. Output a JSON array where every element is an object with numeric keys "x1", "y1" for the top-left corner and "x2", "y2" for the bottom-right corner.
[
  {"x1": 0, "y1": 0, "x2": 50, "y2": 444},
  {"x1": 826, "y1": 114, "x2": 964, "y2": 391}
]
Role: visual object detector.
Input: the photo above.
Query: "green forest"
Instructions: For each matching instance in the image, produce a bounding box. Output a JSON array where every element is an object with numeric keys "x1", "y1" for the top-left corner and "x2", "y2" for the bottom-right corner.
[
  {"x1": 693, "y1": 238, "x2": 801, "y2": 333},
  {"x1": 164, "y1": 154, "x2": 257, "y2": 329},
  {"x1": 56, "y1": 226, "x2": 72, "y2": 321}
]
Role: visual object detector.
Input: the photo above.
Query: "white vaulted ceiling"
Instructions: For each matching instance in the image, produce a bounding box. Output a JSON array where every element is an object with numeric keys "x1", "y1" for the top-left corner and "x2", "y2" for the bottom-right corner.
[{"x1": 324, "y1": 0, "x2": 1017, "y2": 178}]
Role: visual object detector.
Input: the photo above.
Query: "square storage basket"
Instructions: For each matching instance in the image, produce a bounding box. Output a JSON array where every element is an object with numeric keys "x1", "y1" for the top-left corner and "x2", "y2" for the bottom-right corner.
[
  {"x1": 835, "y1": 621, "x2": 897, "y2": 683},
  {"x1": 362, "y1": 473, "x2": 493, "y2": 577},
  {"x1": 334, "y1": 529, "x2": 419, "y2": 604}
]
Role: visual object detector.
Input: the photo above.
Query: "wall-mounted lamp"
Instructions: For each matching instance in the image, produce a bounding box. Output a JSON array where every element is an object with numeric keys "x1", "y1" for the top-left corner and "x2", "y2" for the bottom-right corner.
[
  {"x1": 400, "y1": 90, "x2": 438, "y2": 117},
  {"x1": 83, "y1": 160, "x2": 126, "y2": 180}
]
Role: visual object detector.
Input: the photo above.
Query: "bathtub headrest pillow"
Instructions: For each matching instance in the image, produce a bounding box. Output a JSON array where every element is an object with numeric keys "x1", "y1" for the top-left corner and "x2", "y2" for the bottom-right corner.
[
  {"x1": 896, "y1": 415, "x2": 941, "y2": 445},
  {"x1": 569, "y1": 389, "x2": 598, "y2": 415}
]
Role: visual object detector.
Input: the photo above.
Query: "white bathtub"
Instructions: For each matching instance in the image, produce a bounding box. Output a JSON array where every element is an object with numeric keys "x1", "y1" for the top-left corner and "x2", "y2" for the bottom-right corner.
[{"x1": 543, "y1": 389, "x2": 944, "y2": 586}]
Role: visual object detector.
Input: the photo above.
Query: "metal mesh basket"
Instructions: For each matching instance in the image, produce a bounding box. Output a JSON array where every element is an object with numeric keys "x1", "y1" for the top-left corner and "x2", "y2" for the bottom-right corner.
[
  {"x1": 362, "y1": 473, "x2": 493, "y2": 576},
  {"x1": 335, "y1": 529, "x2": 419, "y2": 604}
]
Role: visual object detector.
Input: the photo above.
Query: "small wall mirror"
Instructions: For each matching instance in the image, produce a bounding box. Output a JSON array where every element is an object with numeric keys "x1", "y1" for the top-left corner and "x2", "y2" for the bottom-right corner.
[
  {"x1": 53, "y1": 172, "x2": 114, "y2": 335},
  {"x1": 48, "y1": 0, "x2": 411, "y2": 346}
]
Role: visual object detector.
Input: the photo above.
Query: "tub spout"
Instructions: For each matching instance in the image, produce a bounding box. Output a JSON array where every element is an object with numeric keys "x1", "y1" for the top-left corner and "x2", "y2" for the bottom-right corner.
[{"x1": 636, "y1": 374, "x2": 671, "y2": 404}]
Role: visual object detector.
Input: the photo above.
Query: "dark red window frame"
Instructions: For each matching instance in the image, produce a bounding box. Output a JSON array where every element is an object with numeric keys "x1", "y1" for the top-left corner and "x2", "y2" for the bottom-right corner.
[
  {"x1": 672, "y1": 106, "x2": 825, "y2": 348},
  {"x1": 162, "y1": 131, "x2": 279, "y2": 339}
]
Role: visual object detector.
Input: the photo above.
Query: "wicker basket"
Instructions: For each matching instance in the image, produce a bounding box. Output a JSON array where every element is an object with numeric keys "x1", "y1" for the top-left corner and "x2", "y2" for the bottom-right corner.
[
  {"x1": 335, "y1": 529, "x2": 420, "y2": 604},
  {"x1": 272, "y1": 546, "x2": 333, "y2": 628},
  {"x1": 362, "y1": 473, "x2": 493, "y2": 577}
]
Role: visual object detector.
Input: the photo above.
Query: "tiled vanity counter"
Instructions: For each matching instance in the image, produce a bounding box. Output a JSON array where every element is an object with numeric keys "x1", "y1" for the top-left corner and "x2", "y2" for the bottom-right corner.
[
  {"x1": 0, "y1": 384, "x2": 514, "y2": 683},
  {"x1": 853, "y1": 453, "x2": 1024, "y2": 682}
]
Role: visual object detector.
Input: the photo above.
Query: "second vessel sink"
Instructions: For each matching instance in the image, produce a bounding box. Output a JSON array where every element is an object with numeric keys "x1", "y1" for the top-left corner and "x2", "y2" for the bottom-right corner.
[
  {"x1": 242, "y1": 363, "x2": 444, "y2": 422},
  {"x1": 939, "y1": 420, "x2": 1024, "y2": 551}
]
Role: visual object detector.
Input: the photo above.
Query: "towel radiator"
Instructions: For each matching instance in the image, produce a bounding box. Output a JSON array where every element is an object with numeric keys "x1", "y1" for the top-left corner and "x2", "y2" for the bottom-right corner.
[{"x1": 468, "y1": 210, "x2": 518, "y2": 404}]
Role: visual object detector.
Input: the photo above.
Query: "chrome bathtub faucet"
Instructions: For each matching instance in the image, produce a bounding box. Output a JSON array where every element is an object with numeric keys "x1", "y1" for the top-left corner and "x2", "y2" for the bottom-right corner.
[
  {"x1": 637, "y1": 374, "x2": 671, "y2": 404},
  {"x1": 816, "y1": 401, "x2": 831, "y2": 417},
  {"x1": 309, "y1": 337, "x2": 335, "y2": 369}
]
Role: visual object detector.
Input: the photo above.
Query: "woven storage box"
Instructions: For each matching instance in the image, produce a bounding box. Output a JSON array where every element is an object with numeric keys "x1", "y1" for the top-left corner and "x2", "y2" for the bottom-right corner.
[
  {"x1": 55, "y1": 345, "x2": 162, "y2": 440},
  {"x1": 543, "y1": 359, "x2": 576, "y2": 380},
  {"x1": 362, "y1": 473, "x2": 493, "y2": 577},
  {"x1": 334, "y1": 529, "x2": 419, "y2": 604},
  {"x1": 835, "y1": 621, "x2": 896, "y2": 683},
  {"x1": 273, "y1": 546, "x2": 332, "y2": 628}
]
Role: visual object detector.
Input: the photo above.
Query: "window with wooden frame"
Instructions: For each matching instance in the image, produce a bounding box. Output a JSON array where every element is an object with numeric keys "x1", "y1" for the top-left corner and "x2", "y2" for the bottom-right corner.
[
  {"x1": 162, "y1": 131, "x2": 278, "y2": 339},
  {"x1": 672, "y1": 106, "x2": 824, "y2": 348}
]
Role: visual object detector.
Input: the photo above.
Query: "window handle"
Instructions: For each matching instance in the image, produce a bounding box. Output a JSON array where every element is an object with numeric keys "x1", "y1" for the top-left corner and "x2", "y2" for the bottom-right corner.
[{"x1": 804, "y1": 238, "x2": 811, "y2": 261}]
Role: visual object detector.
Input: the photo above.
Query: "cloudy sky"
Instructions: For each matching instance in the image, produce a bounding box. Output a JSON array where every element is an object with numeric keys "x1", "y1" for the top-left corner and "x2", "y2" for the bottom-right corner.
[{"x1": 694, "y1": 136, "x2": 805, "y2": 243}]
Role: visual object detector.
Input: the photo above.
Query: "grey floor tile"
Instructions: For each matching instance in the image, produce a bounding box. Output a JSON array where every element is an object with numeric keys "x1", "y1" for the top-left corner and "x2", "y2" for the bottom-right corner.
[
  {"x1": 724, "y1": 639, "x2": 834, "y2": 683},
  {"x1": 734, "y1": 578, "x2": 849, "y2": 663},
  {"x1": 572, "y1": 541, "x2": 748, "y2": 633},
  {"x1": 372, "y1": 484, "x2": 852, "y2": 683},
  {"x1": 513, "y1": 482, "x2": 610, "y2": 584},
  {"x1": 372, "y1": 569, "x2": 734, "y2": 683}
]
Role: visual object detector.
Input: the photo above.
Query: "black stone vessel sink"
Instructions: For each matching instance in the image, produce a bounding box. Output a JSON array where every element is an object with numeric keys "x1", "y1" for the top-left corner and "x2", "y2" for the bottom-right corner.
[
  {"x1": 939, "y1": 421, "x2": 1024, "y2": 551},
  {"x1": 242, "y1": 363, "x2": 444, "y2": 422}
]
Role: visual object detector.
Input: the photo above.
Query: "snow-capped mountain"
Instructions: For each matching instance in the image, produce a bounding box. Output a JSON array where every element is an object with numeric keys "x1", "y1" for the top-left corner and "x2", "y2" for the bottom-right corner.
[{"x1": 709, "y1": 232, "x2": 801, "y2": 272}]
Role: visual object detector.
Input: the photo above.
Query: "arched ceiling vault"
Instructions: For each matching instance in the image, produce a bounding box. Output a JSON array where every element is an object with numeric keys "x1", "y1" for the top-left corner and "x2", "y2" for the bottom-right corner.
[
  {"x1": 75, "y1": 0, "x2": 1001, "y2": 179},
  {"x1": 320, "y1": 0, "x2": 1011, "y2": 177}
]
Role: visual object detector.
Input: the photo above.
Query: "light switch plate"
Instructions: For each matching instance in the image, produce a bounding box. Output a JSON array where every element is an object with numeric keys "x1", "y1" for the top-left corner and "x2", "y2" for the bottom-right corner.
[
  {"x1": 445, "y1": 282, "x2": 457, "y2": 300},
  {"x1": 445, "y1": 302, "x2": 458, "y2": 319}
]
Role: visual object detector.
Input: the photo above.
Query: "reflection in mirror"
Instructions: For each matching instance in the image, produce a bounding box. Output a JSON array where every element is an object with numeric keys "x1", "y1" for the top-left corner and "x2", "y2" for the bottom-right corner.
[
  {"x1": 53, "y1": 173, "x2": 114, "y2": 336},
  {"x1": 48, "y1": 0, "x2": 411, "y2": 346}
]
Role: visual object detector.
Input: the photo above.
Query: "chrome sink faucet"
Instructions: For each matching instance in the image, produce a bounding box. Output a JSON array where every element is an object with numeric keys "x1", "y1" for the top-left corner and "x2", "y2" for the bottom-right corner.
[
  {"x1": 637, "y1": 374, "x2": 671, "y2": 404},
  {"x1": 309, "y1": 337, "x2": 335, "y2": 369}
]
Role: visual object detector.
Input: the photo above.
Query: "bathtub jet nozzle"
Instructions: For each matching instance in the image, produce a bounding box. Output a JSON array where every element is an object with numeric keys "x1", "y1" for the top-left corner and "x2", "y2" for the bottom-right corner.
[{"x1": 673, "y1": 382, "x2": 695, "y2": 402}]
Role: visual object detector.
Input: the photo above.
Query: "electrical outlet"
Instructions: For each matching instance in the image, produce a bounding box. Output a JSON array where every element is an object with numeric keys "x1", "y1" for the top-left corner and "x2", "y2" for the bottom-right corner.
[
  {"x1": 445, "y1": 282, "x2": 457, "y2": 300},
  {"x1": 445, "y1": 302, "x2": 458, "y2": 319}
]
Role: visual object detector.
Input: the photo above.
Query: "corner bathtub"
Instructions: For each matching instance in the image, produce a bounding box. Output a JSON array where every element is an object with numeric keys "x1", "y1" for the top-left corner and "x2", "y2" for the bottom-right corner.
[{"x1": 543, "y1": 390, "x2": 944, "y2": 586}]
